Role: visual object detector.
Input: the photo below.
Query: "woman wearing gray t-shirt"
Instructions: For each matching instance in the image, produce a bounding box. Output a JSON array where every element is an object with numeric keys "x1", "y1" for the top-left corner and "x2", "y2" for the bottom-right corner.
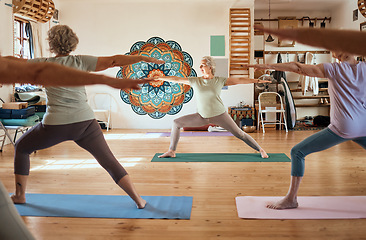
[
  {"x1": 10, "y1": 25, "x2": 164, "y2": 209},
  {"x1": 155, "y1": 56, "x2": 270, "y2": 159}
]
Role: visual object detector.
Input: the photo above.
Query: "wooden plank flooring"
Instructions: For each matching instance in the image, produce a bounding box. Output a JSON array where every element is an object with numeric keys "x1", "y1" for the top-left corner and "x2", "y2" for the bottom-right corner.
[{"x1": 0, "y1": 128, "x2": 365, "y2": 240}]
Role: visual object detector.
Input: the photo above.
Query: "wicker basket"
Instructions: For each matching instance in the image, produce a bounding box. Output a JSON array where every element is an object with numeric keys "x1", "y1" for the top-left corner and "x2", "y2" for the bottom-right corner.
[{"x1": 13, "y1": 0, "x2": 55, "y2": 23}]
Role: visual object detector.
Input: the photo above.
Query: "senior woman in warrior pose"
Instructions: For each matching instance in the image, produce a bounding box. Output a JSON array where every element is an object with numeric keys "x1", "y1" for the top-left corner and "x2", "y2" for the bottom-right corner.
[
  {"x1": 247, "y1": 51, "x2": 366, "y2": 209},
  {"x1": 156, "y1": 56, "x2": 270, "y2": 159},
  {"x1": 9, "y1": 25, "x2": 164, "y2": 209}
]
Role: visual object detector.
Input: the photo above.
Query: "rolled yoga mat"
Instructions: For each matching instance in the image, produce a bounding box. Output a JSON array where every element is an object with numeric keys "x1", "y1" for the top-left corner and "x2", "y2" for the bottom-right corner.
[
  {"x1": 236, "y1": 196, "x2": 366, "y2": 219},
  {"x1": 152, "y1": 153, "x2": 291, "y2": 162},
  {"x1": 13, "y1": 193, "x2": 193, "y2": 219}
]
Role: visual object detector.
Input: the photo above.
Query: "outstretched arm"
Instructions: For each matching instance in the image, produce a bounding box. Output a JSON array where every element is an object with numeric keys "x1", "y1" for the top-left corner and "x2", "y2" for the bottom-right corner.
[
  {"x1": 225, "y1": 77, "x2": 271, "y2": 86},
  {"x1": 153, "y1": 76, "x2": 190, "y2": 85},
  {"x1": 246, "y1": 62, "x2": 325, "y2": 78},
  {"x1": 0, "y1": 56, "x2": 152, "y2": 89},
  {"x1": 255, "y1": 25, "x2": 366, "y2": 56},
  {"x1": 95, "y1": 55, "x2": 165, "y2": 71}
]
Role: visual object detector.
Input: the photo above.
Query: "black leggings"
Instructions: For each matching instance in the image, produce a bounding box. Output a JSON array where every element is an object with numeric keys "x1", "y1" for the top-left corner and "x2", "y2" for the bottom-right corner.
[{"x1": 14, "y1": 119, "x2": 127, "y2": 183}]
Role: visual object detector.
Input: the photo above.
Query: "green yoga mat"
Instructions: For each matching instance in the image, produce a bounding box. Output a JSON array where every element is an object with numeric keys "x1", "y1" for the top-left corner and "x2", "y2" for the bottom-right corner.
[{"x1": 152, "y1": 153, "x2": 290, "y2": 162}]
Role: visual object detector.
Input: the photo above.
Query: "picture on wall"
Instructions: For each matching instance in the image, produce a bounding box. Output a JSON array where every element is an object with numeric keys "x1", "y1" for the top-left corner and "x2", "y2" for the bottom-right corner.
[{"x1": 118, "y1": 37, "x2": 196, "y2": 119}]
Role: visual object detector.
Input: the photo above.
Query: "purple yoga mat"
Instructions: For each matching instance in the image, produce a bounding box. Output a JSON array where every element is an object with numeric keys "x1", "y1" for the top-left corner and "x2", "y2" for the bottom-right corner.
[
  {"x1": 236, "y1": 196, "x2": 366, "y2": 219},
  {"x1": 146, "y1": 131, "x2": 233, "y2": 137}
]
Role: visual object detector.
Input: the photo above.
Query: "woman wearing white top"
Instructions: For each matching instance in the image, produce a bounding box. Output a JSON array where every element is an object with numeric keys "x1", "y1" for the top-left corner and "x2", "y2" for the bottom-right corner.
[{"x1": 155, "y1": 56, "x2": 270, "y2": 159}]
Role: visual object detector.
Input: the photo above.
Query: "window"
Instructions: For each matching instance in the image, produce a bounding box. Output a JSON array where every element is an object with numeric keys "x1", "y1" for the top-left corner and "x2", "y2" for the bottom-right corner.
[{"x1": 14, "y1": 19, "x2": 31, "y2": 59}]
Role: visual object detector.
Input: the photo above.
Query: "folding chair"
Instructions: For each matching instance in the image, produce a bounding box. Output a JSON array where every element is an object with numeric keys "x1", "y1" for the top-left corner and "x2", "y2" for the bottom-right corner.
[
  {"x1": 257, "y1": 92, "x2": 288, "y2": 133},
  {"x1": 0, "y1": 122, "x2": 31, "y2": 152},
  {"x1": 89, "y1": 93, "x2": 112, "y2": 131}
]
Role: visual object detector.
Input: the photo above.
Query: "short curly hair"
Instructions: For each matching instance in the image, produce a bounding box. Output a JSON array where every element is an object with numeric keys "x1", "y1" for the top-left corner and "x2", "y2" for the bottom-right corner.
[
  {"x1": 47, "y1": 25, "x2": 79, "y2": 55},
  {"x1": 202, "y1": 56, "x2": 216, "y2": 75}
]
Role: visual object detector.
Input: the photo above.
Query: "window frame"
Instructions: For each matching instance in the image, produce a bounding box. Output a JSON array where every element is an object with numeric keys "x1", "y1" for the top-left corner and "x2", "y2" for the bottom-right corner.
[{"x1": 13, "y1": 18, "x2": 31, "y2": 59}]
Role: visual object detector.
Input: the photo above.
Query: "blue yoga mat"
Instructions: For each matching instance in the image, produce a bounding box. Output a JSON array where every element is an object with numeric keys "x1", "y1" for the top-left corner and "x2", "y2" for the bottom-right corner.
[{"x1": 13, "y1": 194, "x2": 193, "y2": 219}]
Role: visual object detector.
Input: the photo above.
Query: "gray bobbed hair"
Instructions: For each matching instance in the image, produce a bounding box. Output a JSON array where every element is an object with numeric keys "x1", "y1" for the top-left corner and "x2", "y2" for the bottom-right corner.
[
  {"x1": 47, "y1": 25, "x2": 79, "y2": 55},
  {"x1": 202, "y1": 56, "x2": 216, "y2": 75}
]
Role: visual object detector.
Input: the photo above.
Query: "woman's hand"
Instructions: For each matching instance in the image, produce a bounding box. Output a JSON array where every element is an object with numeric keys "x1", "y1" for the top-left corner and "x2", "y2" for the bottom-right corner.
[{"x1": 110, "y1": 78, "x2": 154, "y2": 90}]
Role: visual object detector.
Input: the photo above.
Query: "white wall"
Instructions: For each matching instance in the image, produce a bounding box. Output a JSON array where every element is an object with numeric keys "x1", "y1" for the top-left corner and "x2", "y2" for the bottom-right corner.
[
  {"x1": 331, "y1": 0, "x2": 366, "y2": 29},
  {"x1": 57, "y1": 0, "x2": 255, "y2": 129}
]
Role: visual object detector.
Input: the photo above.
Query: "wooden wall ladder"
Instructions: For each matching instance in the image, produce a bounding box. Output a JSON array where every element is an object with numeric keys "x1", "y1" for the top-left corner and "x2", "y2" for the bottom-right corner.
[{"x1": 229, "y1": 8, "x2": 251, "y2": 78}]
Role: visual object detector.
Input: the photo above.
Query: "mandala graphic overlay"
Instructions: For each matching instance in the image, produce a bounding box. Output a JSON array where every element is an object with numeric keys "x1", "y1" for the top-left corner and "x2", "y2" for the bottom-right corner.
[{"x1": 118, "y1": 37, "x2": 196, "y2": 119}]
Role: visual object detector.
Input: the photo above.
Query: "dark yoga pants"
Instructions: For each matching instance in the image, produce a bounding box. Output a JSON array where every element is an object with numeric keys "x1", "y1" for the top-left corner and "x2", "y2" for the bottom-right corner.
[{"x1": 14, "y1": 119, "x2": 127, "y2": 183}]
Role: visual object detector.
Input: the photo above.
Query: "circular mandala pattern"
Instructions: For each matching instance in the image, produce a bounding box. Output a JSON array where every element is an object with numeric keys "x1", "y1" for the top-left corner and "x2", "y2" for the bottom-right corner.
[{"x1": 118, "y1": 37, "x2": 196, "y2": 119}]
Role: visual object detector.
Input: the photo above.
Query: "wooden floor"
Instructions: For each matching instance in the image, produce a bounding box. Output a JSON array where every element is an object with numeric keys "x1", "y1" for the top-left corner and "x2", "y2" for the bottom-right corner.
[{"x1": 1, "y1": 128, "x2": 365, "y2": 240}]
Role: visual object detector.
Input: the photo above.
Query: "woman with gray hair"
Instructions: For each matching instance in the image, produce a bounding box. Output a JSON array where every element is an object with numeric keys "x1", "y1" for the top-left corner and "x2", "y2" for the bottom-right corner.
[
  {"x1": 9, "y1": 25, "x2": 164, "y2": 209},
  {"x1": 155, "y1": 56, "x2": 270, "y2": 159}
]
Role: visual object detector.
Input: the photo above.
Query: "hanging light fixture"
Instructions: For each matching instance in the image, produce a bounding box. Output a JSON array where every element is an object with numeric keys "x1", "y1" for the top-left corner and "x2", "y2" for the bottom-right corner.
[
  {"x1": 13, "y1": 0, "x2": 55, "y2": 23},
  {"x1": 266, "y1": 0, "x2": 275, "y2": 42}
]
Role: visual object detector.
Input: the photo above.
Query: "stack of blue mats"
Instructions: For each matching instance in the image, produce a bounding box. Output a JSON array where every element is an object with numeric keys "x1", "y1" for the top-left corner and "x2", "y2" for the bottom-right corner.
[{"x1": 0, "y1": 107, "x2": 40, "y2": 126}]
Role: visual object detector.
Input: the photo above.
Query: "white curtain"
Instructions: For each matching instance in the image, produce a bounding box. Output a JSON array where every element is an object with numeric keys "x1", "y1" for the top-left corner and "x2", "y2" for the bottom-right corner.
[
  {"x1": 29, "y1": 22, "x2": 46, "y2": 58},
  {"x1": 299, "y1": 52, "x2": 319, "y2": 95}
]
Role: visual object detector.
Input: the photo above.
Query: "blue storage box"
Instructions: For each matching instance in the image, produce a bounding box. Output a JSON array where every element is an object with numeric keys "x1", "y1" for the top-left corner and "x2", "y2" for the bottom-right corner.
[
  {"x1": 0, "y1": 108, "x2": 13, "y2": 119},
  {"x1": 10, "y1": 106, "x2": 35, "y2": 119}
]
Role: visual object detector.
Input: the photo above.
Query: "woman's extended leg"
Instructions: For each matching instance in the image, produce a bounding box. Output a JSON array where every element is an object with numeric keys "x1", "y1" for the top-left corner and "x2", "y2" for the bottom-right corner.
[
  {"x1": 209, "y1": 112, "x2": 268, "y2": 158},
  {"x1": 267, "y1": 128, "x2": 348, "y2": 209},
  {"x1": 12, "y1": 123, "x2": 80, "y2": 203},
  {"x1": 353, "y1": 136, "x2": 366, "y2": 149},
  {"x1": 74, "y1": 120, "x2": 146, "y2": 209},
  {"x1": 159, "y1": 113, "x2": 209, "y2": 158}
]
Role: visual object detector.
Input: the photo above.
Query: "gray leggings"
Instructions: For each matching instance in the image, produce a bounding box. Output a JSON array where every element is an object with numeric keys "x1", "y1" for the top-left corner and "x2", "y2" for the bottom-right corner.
[
  {"x1": 291, "y1": 127, "x2": 366, "y2": 177},
  {"x1": 169, "y1": 112, "x2": 262, "y2": 151},
  {"x1": 14, "y1": 119, "x2": 127, "y2": 183}
]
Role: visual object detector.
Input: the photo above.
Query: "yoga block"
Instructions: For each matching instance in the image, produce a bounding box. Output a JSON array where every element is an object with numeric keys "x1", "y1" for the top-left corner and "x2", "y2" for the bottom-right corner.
[{"x1": 2, "y1": 102, "x2": 28, "y2": 109}]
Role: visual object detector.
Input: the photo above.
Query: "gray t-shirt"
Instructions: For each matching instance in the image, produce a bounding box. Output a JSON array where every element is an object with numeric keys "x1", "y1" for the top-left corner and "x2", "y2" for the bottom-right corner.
[
  {"x1": 323, "y1": 62, "x2": 366, "y2": 138},
  {"x1": 28, "y1": 55, "x2": 98, "y2": 125},
  {"x1": 188, "y1": 76, "x2": 227, "y2": 118}
]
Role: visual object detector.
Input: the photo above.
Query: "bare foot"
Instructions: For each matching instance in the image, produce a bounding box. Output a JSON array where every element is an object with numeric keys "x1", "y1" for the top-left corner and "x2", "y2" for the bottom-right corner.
[
  {"x1": 136, "y1": 197, "x2": 147, "y2": 209},
  {"x1": 260, "y1": 149, "x2": 269, "y2": 158},
  {"x1": 158, "y1": 150, "x2": 176, "y2": 158},
  {"x1": 11, "y1": 194, "x2": 26, "y2": 204},
  {"x1": 266, "y1": 197, "x2": 298, "y2": 210}
]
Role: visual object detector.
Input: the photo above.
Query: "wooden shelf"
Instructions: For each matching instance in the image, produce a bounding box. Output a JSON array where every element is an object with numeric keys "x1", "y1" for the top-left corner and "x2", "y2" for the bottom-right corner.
[
  {"x1": 295, "y1": 104, "x2": 330, "y2": 107},
  {"x1": 264, "y1": 50, "x2": 330, "y2": 55},
  {"x1": 293, "y1": 95, "x2": 330, "y2": 99},
  {"x1": 291, "y1": 88, "x2": 328, "y2": 92}
]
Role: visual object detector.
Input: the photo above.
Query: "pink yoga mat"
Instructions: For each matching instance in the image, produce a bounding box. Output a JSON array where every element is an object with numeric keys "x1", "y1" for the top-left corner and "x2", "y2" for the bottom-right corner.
[{"x1": 236, "y1": 196, "x2": 366, "y2": 219}]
